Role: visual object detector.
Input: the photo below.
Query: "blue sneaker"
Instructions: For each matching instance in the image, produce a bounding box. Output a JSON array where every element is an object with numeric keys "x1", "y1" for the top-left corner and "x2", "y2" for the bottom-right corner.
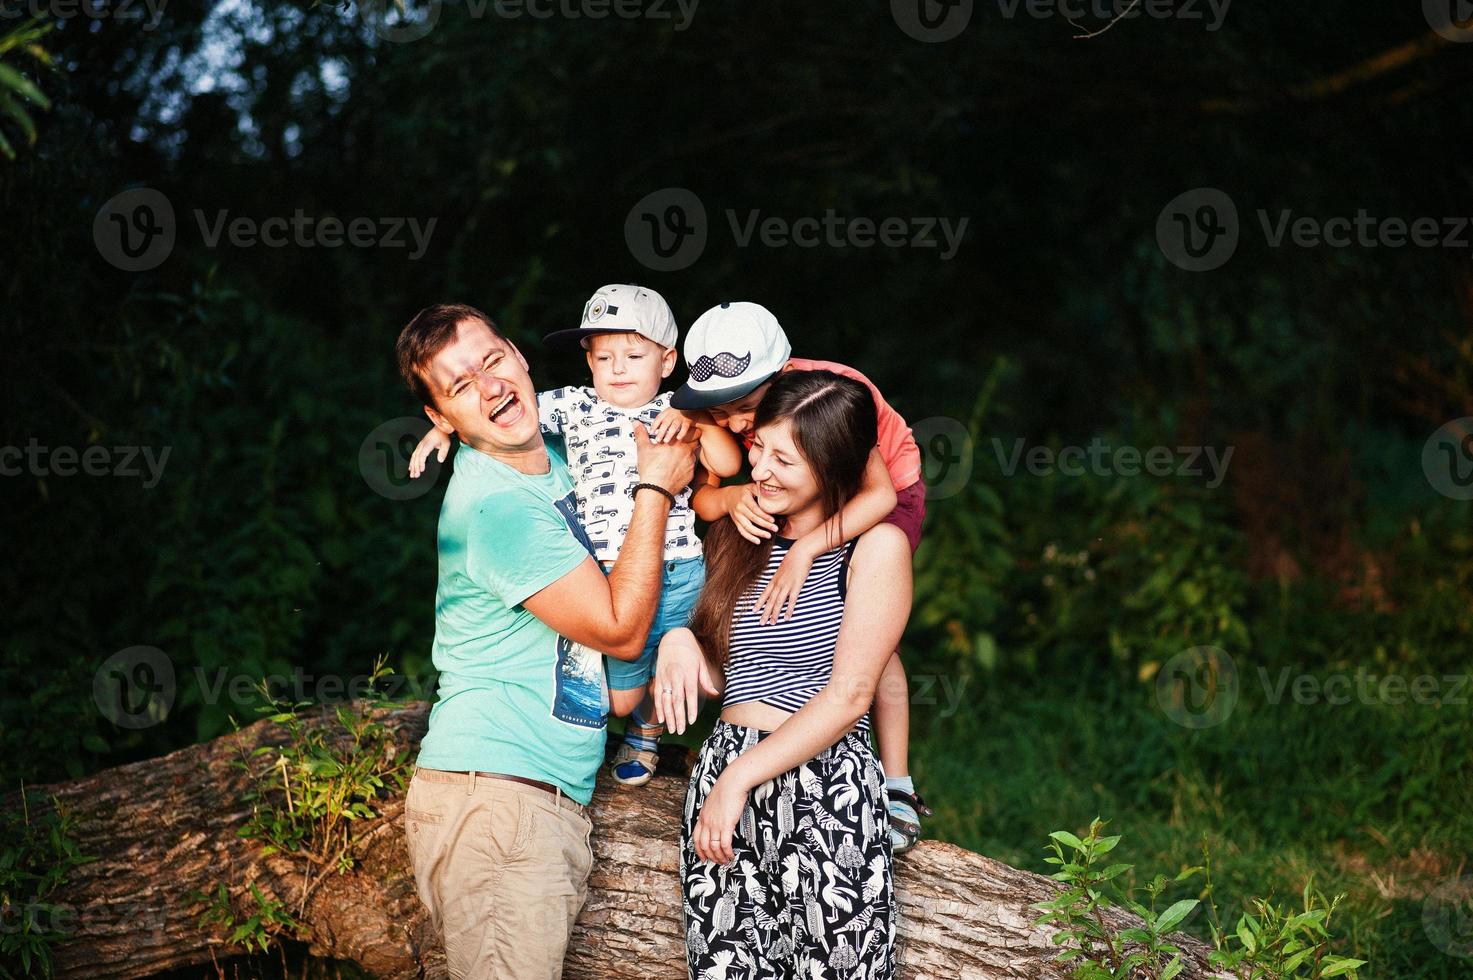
[{"x1": 611, "y1": 743, "x2": 658, "y2": 786}]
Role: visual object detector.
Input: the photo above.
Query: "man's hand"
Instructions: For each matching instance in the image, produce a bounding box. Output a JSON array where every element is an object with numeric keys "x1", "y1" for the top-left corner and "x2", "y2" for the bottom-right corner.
[{"x1": 633, "y1": 423, "x2": 697, "y2": 495}]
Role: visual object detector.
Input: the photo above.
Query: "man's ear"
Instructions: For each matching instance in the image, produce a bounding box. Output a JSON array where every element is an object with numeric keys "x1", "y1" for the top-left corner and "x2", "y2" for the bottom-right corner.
[
  {"x1": 507, "y1": 339, "x2": 530, "y2": 373},
  {"x1": 424, "y1": 403, "x2": 454, "y2": 435}
]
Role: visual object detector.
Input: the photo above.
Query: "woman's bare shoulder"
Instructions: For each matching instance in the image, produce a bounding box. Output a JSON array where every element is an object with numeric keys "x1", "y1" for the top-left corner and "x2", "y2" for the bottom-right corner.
[{"x1": 851, "y1": 523, "x2": 911, "y2": 567}]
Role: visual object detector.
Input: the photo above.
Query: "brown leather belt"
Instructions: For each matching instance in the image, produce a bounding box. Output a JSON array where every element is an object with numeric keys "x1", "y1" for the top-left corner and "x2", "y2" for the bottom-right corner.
[
  {"x1": 474, "y1": 771, "x2": 560, "y2": 795},
  {"x1": 460, "y1": 770, "x2": 584, "y2": 812}
]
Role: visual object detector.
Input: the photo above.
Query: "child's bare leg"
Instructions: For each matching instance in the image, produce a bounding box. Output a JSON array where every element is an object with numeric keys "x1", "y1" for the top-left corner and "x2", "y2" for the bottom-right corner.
[
  {"x1": 611, "y1": 681, "x2": 663, "y2": 786},
  {"x1": 874, "y1": 652, "x2": 929, "y2": 853},
  {"x1": 630, "y1": 687, "x2": 661, "y2": 738},
  {"x1": 610, "y1": 686, "x2": 645, "y2": 718},
  {"x1": 612, "y1": 683, "x2": 664, "y2": 742},
  {"x1": 872, "y1": 651, "x2": 910, "y2": 777}
]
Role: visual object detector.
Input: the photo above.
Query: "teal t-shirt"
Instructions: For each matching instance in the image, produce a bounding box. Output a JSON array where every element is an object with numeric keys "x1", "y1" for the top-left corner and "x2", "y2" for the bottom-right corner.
[{"x1": 415, "y1": 437, "x2": 609, "y2": 803}]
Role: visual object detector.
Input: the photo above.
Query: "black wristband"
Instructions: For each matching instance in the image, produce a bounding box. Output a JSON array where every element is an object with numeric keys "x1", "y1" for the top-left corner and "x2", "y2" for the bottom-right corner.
[{"x1": 632, "y1": 482, "x2": 678, "y2": 507}]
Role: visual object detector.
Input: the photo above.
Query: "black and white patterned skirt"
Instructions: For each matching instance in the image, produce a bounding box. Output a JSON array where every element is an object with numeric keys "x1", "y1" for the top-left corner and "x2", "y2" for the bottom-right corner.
[{"x1": 680, "y1": 720, "x2": 897, "y2": 979}]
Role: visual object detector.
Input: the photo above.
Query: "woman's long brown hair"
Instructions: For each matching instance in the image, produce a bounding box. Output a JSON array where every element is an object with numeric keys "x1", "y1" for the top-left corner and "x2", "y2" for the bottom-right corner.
[{"x1": 688, "y1": 369, "x2": 878, "y2": 672}]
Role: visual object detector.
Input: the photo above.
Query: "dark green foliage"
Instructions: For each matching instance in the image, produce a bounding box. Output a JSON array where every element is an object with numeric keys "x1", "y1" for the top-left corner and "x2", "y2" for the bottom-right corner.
[
  {"x1": 1, "y1": 2, "x2": 1470, "y2": 975},
  {"x1": 233, "y1": 657, "x2": 413, "y2": 878},
  {"x1": 0, "y1": 791, "x2": 94, "y2": 979},
  {"x1": 1034, "y1": 819, "x2": 1367, "y2": 979}
]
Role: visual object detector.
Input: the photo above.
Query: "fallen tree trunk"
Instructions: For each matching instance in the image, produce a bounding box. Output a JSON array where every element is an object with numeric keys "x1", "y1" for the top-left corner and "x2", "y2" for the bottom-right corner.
[{"x1": 12, "y1": 702, "x2": 1224, "y2": 979}]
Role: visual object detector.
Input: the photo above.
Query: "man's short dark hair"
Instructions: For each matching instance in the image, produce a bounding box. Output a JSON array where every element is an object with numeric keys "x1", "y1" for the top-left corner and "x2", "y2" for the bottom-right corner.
[{"x1": 396, "y1": 303, "x2": 502, "y2": 407}]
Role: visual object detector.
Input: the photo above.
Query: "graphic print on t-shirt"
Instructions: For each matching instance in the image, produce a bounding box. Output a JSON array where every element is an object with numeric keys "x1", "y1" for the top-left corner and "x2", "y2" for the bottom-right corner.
[
  {"x1": 550, "y1": 489, "x2": 609, "y2": 728},
  {"x1": 537, "y1": 386, "x2": 702, "y2": 564}
]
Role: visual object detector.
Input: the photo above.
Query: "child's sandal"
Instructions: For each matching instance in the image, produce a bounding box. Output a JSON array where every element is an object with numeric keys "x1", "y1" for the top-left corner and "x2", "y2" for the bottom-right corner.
[
  {"x1": 886, "y1": 789, "x2": 932, "y2": 855},
  {"x1": 610, "y1": 743, "x2": 659, "y2": 787}
]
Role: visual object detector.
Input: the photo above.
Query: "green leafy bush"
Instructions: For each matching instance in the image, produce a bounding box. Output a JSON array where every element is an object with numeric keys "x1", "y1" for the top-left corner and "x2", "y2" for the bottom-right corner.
[
  {"x1": 1035, "y1": 819, "x2": 1367, "y2": 980},
  {"x1": 0, "y1": 790, "x2": 93, "y2": 979},
  {"x1": 234, "y1": 657, "x2": 412, "y2": 879}
]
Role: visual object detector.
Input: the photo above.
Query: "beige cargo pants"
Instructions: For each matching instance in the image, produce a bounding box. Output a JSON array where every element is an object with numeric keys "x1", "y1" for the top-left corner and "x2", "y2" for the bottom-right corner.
[{"x1": 404, "y1": 767, "x2": 595, "y2": 979}]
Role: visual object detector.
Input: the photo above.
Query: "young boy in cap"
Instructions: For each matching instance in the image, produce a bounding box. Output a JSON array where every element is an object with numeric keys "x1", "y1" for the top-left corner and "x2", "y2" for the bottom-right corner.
[
  {"x1": 412, "y1": 285, "x2": 743, "y2": 786},
  {"x1": 671, "y1": 301, "x2": 933, "y2": 852}
]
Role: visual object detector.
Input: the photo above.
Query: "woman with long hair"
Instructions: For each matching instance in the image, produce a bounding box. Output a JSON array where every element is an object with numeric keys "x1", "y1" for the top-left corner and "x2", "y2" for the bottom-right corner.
[{"x1": 654, "y1": 369, "x2": 913, "y2": 979}]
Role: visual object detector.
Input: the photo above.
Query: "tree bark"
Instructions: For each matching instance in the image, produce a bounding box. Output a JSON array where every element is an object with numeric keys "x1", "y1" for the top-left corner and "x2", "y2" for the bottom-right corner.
[{"x1": 11, "y1": 703, "x2": 1225, "y2": 979}]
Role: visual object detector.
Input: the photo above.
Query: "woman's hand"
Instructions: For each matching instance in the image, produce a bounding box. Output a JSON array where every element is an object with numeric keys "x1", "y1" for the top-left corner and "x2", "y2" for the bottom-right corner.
[
  {"x1": 409, "y1": 426, "x2": 453, "y2": 478},
  {"x1": 653, "y1": 628, "x2": 720, "y2": 735},
  {"x1": 692, "y1": 768, "x2": 752, "y2": 866},
  {"x1": 728, "y1": 485, "x2": 780, "y2": 544},
  {"x1": 754, "y1": 538, "x2": 816, "y2": 624}
]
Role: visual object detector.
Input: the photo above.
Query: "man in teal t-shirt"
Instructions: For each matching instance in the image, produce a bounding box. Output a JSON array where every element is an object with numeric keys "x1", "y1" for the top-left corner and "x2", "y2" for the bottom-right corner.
[
  {"x1": 394, "y1": 303, "x2": 695, "y2": 979},
  {"x1": 414, "y1": 433, "x2": 610, "y2": 801}
]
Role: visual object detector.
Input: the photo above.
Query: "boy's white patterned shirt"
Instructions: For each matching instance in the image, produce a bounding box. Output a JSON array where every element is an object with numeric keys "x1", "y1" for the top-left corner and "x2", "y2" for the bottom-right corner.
[{"x1": 537, "y1": 386, "x2": 702, "y2": 564}]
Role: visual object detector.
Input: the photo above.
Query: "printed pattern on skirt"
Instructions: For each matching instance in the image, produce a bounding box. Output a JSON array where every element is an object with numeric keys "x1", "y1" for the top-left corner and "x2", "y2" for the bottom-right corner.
[{"x1": 681, "y1": 720, "x2": 897, "y2": 980}]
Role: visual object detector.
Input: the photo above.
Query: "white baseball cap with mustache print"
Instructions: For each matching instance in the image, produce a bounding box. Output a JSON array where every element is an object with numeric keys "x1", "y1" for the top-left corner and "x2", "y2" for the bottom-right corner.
[{"x1": 671, "y1": 301, "x2": 792, "y2": 410}]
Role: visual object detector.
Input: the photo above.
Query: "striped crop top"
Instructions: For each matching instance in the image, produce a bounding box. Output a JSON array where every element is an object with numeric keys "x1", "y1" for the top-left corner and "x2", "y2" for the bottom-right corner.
[{"x1": 721, "y1": 534, "x2": 867, "y2": 734}]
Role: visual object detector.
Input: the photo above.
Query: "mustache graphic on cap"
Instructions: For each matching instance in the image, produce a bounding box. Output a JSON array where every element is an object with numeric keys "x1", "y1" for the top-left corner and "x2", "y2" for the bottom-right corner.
[{"x1": 689, "y1": 351, "x2": 751, "y2": 383}]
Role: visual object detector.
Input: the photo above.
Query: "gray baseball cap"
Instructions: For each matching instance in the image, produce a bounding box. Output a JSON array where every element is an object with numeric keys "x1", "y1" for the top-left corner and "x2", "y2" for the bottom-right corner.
[{"x1": 542, "y1": 283, "x2": 678, "y2": 350}]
